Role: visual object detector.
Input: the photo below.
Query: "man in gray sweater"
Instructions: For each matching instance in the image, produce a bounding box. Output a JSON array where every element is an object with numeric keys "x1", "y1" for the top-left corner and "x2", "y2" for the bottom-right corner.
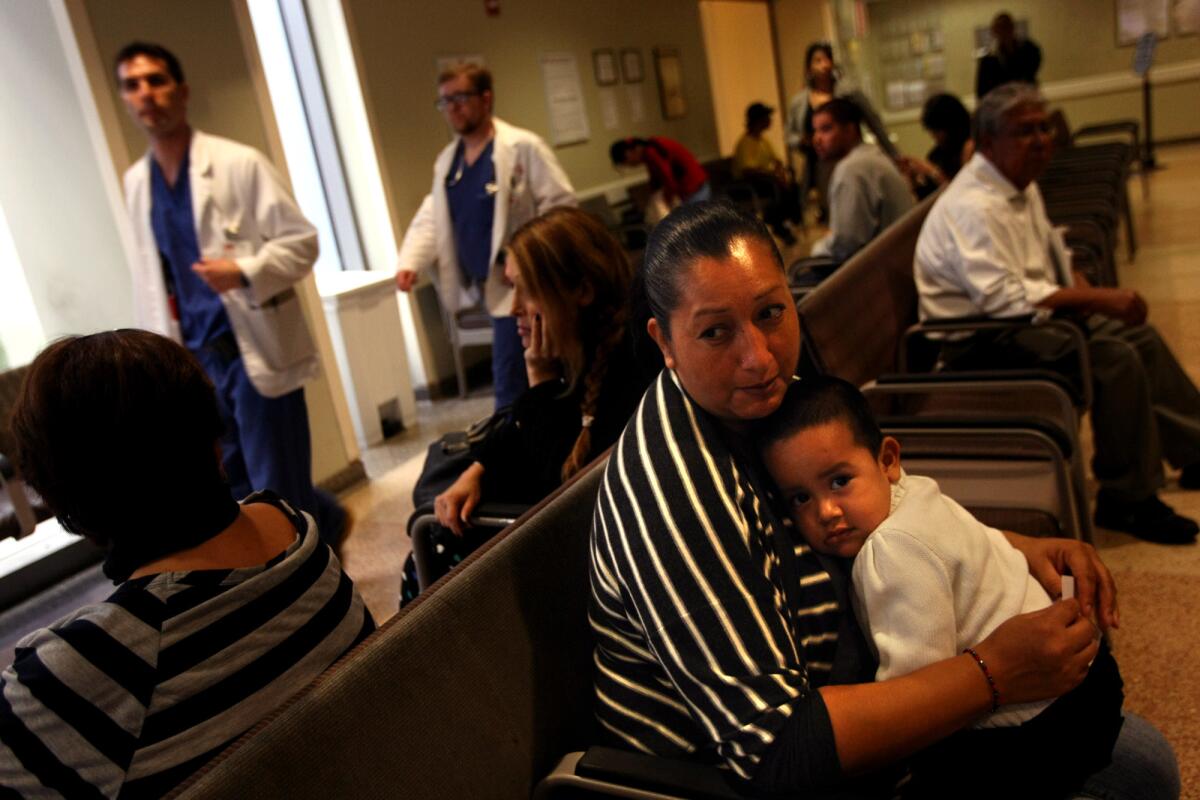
[{"x1": 810, "y1": 98, "x2": 914, "y2": 264}]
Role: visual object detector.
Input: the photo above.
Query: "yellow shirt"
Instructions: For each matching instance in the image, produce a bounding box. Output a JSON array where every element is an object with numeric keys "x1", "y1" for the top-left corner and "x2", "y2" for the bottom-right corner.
[{"x1": 732, "y1": 134, "x2": 779, "y2": 178}]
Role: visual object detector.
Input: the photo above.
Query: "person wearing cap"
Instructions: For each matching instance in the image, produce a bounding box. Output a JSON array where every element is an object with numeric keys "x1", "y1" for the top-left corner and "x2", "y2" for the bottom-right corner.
[{"x1": 732, "y1": 102, "x2": 801, "y2": 245}]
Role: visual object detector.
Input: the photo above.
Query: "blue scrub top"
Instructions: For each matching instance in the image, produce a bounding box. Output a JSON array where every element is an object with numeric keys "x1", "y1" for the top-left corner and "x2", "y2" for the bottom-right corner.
[
  {"x1": 446, "y1": 139, "x2": 496, "y2": 285},
  {"x1": 150, "y1": 153, "x2": 233, "y2": 351}
]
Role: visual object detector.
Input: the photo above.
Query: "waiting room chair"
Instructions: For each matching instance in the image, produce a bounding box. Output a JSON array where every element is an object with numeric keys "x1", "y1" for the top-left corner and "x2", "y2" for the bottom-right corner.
[
  {"x1": 579, "y1": 194, "x2": 650, "y2": 253},
  {"x1": 862, "y1": 373, "x2": 1091, "y2": 541},
  {"x1": 793, "y1": 193, "x2": 1096, "y2": 540},
  {"x1": 882, "y1": 421, "x2": 1085, "y2": 541},
  {"x1": 431, "y1": 289, "x2": 493, "y2": 399},
  {"x1": 406, "y1": 500, "x2": 528, "y2": 591}
]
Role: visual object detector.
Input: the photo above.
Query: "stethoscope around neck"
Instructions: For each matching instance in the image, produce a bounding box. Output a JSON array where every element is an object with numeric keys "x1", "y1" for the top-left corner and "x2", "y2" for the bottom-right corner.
[{"x1": 445, "y1": 140, "x2": 495, "y2": 189}]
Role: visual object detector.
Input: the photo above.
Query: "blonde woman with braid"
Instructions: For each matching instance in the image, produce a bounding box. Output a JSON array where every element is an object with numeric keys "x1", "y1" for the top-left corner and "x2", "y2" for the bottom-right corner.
[{"x1": 400, "y1": 207, "x2": 651, "y2": 602}]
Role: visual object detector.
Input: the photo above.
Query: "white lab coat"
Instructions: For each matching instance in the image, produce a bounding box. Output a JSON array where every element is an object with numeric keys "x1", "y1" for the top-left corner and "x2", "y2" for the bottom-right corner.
[
  {"x1": 396, "y1": 117, "x2": 576, "y2": 318},
  {"x1": 124, "y1": 131, "x2": 319, "y2": 398}
]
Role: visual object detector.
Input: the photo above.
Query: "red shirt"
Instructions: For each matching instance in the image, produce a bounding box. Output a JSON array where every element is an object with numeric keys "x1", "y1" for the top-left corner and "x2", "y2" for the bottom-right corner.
[{"x1": 643, "y1": 137, "x2": 708, "y2": 202}]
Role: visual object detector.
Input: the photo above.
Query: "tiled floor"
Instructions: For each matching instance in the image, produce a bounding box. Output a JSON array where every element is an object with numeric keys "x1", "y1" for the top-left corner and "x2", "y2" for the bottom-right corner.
[{"x1": 337, "y1": 390, "x2": 493, "y2": 620}]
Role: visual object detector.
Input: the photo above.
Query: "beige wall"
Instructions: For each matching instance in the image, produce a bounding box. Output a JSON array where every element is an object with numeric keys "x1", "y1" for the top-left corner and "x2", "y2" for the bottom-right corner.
[
  {"x1": 76, "y1": 0, "x2": 358, "y2": 486},
  {"x1": 864, "y1": 0, "x2": 1200, "y2": 86},
  {"x1": 860, "y1": 0, "x2": 1200, "y2": 156},
  {"x1": 341, "y1": 0, "x2": 720, "y2": 229},
  {"x1": 82, "y1": 0, "x2": 271, "y2": 173},
  {"x1": 700, "y1": 1, "x2": 786, "y2": 157},
  {"x1": 775, "y1": 0, "x2": 834, "y2": 106},
  {"x1": 0, "y1": 1, "x2": 134, "y2": 353}
]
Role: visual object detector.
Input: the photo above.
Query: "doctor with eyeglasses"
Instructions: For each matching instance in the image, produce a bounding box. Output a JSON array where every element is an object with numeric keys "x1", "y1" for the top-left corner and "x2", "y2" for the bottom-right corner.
[{"x1": 395, "y1": 63, "x2": 576, "y2": 408}]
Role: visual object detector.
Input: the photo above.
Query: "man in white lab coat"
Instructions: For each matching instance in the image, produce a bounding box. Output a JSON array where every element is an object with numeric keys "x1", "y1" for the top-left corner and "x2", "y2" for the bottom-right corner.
[
  {"x1": 116, "y1": 41, "x2": 345, "y2": 546},
  {"x1": 395, "y1": 63, "x2": 576, "y2": 408}
]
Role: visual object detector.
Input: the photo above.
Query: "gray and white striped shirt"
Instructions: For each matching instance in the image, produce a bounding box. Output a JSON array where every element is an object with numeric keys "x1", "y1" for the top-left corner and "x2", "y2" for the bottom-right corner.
[{"x1": 0, "y1": 493, "x2": 374, "y2": 798}]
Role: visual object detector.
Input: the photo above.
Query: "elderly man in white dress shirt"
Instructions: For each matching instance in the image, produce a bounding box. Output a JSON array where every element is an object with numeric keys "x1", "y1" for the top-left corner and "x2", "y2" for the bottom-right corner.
[{"x1": 914, "y1": 82, "x2": 1200, "y2": 544}]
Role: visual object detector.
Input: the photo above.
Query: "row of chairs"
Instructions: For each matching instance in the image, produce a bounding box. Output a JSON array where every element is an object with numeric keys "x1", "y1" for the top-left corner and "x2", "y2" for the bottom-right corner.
[
  {"x1": 785, "y1": 108, "x2": 1146, "y2": 542},
  {"x1": 794, "y1": 190, "x2": 1096, "y2": 543},
  {"x1": 170, "y1": 192, "x2": 1121, "y2": 800},
  {"x1": 1043, "y1": 112, "x2": 1143, "y2": 286}
]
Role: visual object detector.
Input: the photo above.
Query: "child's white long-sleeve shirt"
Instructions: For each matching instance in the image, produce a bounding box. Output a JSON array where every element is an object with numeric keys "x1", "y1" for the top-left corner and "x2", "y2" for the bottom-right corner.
[{"x1": 851, "y1": 472, "x2": 1053, "y2": 728}]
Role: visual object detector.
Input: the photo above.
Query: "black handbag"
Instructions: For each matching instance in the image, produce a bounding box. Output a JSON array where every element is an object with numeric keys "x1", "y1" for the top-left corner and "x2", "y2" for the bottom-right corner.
[{"x1": 410, "y1": 406, "x2": 511, "y2": 508}]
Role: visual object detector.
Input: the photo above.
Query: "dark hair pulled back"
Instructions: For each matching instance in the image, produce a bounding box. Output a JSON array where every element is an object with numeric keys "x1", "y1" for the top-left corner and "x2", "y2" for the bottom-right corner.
[{"x1": 642, "y1": 201, "x2": 783, "y2": 338}]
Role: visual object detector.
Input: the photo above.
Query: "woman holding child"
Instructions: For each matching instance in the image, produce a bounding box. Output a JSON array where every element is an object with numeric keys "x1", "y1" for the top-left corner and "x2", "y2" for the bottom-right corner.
[{"x1": 588, "y1": 202, "x2": 1178, "y2": 798}]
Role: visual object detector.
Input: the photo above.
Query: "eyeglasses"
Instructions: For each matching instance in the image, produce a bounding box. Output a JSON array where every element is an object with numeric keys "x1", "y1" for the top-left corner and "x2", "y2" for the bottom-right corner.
[
  {"x1": 435, "y1": 91, "x2": 480, "y2": 110},
  {"x1": 1003, "y1": 120, "x2": 1054, "y2": 140}
]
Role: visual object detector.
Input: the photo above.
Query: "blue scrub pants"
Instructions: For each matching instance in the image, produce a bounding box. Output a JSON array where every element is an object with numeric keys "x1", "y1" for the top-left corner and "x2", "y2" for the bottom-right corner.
[
  {"x1": 195, "y1": 348, "x2": 345, "y2": 547},
  {"x1": 491, "y1": 315, "x2": 528, "y2": 410}
]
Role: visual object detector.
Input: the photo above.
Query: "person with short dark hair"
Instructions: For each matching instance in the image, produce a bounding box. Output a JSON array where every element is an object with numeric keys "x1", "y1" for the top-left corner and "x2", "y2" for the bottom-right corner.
[
  {"x1": 757, "y1": 375, "x2": 1126, "y2": 798},
  {"x1": 976, "y1": 12, "x2": 1042, "y2": 98},
  {"x1": 733, "y1": 102, "x2": 787, "y2": 182},
  {"x1": 115, "y1": 41, "x2": 185, "y2": 83},
  {"x1": 732, "y1": 102, "x2": 801, "y2": 245},
  {"x1": 0, "y1": 330, "x2": 374, "y2": 797},
  {"x1": 896, "y1": 92, "x2": 976, "y2": 199},
  {"x1": 115, "y1": 41, "x2": 348, "y2": 548},
  {"x1": 809, "y1": 98, "x2": 914, "y2": 263},
  {"x1": 395, "y1": 62, "x2": 576, "y2": 409},
  {"x1": 609, "y1": 136, "x2": 711, "y2": 206},
  {"x1": 920, "y1": 92, "x2": 974, "y2": 181},
  {"x1": 916, "y1": 83, "x2": 1200, "y2": 544}
]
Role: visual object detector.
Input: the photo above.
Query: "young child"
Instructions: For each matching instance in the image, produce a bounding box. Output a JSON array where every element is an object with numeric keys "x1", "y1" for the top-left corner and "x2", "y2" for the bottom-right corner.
[{"x1": 756, "y1": 376, "x2": 1124, "y2": 798}]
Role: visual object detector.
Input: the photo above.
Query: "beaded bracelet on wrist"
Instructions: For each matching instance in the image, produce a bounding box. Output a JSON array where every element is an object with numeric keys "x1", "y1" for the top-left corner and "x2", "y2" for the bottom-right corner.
[{"x1": 963, "y1": 647, "x2": 1001, "y2": 712}]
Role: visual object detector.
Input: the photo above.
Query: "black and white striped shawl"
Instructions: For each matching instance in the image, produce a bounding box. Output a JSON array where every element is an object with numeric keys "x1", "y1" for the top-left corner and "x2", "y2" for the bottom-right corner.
[{"x1": 589, "y1": 370, "x2": 842, "y2": 781}]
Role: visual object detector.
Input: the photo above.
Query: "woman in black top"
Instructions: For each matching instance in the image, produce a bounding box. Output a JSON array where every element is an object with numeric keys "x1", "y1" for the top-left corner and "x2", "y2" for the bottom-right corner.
[
  {"x1": 401, "y1": 207, "x2": 650, "y2": 601},
  {"x1": 900, "y1": 93, "x2": 975, "y2": 199},
  {"x1": 921, "y1": 92, "x2": 973, "y2": 182}
]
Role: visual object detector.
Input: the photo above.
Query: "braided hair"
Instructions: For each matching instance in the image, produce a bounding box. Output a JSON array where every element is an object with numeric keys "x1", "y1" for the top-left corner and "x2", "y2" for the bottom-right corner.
[{"x1": 506, "y1": 206, "x2": 633, "y2": 481}]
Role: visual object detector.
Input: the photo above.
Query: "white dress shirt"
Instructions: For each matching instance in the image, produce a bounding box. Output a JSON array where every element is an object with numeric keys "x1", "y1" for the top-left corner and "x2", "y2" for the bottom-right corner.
[{"x1": 914, "y1": 152, "x2": 1073, "y2": 325}]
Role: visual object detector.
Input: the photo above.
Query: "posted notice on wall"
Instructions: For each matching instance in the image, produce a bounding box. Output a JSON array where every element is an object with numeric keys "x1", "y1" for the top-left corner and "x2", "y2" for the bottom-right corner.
[
  {"x1": 598, "y1": 87, "x2": 620, "y2": 130},
  {"x1": 539, "y1": 52, "x2": 591, "y2": 146},
  {"x1": 625, "y1": 84, "x2": 645, "y2": 123}
]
